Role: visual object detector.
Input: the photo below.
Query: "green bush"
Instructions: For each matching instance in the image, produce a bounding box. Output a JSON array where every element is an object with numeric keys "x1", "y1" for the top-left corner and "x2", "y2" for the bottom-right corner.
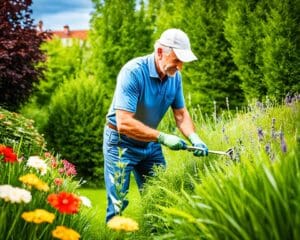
[
  {"x1": 35, "y1": 38, "x2": 86, "y2": 107},
  {"x1": 20, "y1": 38, "x2": 87, "y2": 133},
  {"x1": 44, "y1": 73, "x2": 107, "y2": 188},
  {"x1": 0, "y1": 107, "x2": 46, "y2": 157}
]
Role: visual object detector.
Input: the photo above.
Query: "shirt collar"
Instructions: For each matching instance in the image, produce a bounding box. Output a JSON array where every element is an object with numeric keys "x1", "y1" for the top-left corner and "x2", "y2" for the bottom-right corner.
[{"x1": 148, "y1": 53, "x2": 160, "y2": 79}]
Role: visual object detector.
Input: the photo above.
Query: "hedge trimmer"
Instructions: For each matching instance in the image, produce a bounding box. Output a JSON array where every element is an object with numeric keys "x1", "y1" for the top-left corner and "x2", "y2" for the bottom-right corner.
[{"x1": 185, "y1": 146, "x2": 234, "y2": 159}]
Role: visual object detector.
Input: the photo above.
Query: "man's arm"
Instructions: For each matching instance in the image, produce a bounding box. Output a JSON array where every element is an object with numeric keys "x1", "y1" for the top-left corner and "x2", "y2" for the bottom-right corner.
[
  {"x1": 116, "y1": 109, "x2": 187, "y2": 150},
  {"x1": 173, "y1": 107, "x2": 195, "y2": 138},
  {"x1": 173, "y1": 107, "x2": 209, "y2": 156},
  {"x1": 116, "y1": 109, "x2": 159, "y2": 142}
]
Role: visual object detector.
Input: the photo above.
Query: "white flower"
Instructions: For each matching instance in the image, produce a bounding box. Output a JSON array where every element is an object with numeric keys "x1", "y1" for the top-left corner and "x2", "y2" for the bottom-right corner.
[
  {"x1": 0, "y1": 185, "x2": 32, "y2": 203},
  {"x1": 79, "y1": 196, "x2": 92, "y2": 208},
  {"x1": 27, "y1": 156, "x2": 48, "y2": 175}
]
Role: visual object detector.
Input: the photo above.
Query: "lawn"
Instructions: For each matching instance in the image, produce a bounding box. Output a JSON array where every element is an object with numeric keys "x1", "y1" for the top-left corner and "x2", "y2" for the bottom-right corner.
[{"x1": 78, "y1": 174, "x2": 141, "y2": 226}]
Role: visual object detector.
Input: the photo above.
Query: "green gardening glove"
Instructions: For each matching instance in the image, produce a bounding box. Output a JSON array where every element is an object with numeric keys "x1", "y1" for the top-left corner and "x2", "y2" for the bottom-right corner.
[
  {"x1": 188, "y1": 133, "x2": 208, "y2": 156},
  {"x1": 157, "y1": 132, "x2": 187, "y2": 150}
]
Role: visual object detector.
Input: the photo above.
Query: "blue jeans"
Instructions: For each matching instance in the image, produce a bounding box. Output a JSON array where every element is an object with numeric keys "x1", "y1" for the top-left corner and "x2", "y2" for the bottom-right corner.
[{"x1": 103, "y1": 125, "x2": 166, "y2": 222}]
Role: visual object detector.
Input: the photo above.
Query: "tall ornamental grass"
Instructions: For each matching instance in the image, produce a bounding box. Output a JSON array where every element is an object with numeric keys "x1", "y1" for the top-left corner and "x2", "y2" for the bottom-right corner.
[{"x1": 138, "y1": 100, "x2": 300, "y2": 239}]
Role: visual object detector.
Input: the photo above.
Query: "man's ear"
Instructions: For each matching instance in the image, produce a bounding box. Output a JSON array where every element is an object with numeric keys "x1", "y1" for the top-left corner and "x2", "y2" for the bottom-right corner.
[{"x1": 157, "y1": 47, "x2": 163, "y2": 59}]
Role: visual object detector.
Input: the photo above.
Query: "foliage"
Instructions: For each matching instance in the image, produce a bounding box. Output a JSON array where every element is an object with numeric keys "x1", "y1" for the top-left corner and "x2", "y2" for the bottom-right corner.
[
  {"x1": 138, "y1": 99, "x2": 300, "y2": 239},
  {"x1": 0, "y1": 0, "x2": 49, "y2": 111},
  {"x1": 34, "y1": 38, "x2": 86, "y2": 107},
  {"x1": 89, "y1": 0, "x2": 153, "y2": 102},
  {"x1": 260, "y1": 0, "x2": 300, "y2": 98},
  {"x1": 147, "y1": 0, "x2": 299, "y2": 109},
  {"x1": 182, "y1": 0, "x2": 245, "y2": 113},
  {"x1": 20, "y1": 38, "x2": 86, "y2": 133},
  {"x1": 0, "y1": 143, "x2": 96, "y2": 240},
  {"x1": 0, "y1": 107, "x2": 45, "y2": 157},
  {"x1": 44, "y1": 73, "x2": 106, "y2": 187},
  {"x1": 224, "y1": 0, "x2": 300, "y2": 101}
]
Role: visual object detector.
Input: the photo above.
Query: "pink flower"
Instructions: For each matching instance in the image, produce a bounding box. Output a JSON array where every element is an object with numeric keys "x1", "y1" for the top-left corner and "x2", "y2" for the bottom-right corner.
[
  {"x1": 54, "y1": 178, "x2": 63, "y2": 186},
  {"x1": 60, "y1": 160, "x2": 77, "y2": 176}
]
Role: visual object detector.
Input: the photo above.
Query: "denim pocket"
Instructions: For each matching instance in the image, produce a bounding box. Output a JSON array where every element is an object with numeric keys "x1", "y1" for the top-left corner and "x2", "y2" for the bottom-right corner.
[{"x1": 108, "y1": 130, "x2": 119, "y2": 145}]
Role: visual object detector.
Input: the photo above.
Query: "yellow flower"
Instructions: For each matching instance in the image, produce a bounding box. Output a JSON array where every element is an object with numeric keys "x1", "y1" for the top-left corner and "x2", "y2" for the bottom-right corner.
[
  {"x1": 21, "y1": 209, "x2": 55, "y2": 224},
  {"x1": 107, "y1": 216, "x2": 139, "y2": 232},
  {"x1": 52, "y1": 226, "x2": 80, "y2": 240},
  {"x1": 19, "y1": 173, "x2": 49, "y2": 192}
]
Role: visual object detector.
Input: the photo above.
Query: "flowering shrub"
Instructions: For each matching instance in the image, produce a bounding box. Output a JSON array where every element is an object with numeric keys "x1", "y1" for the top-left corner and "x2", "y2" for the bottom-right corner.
[
  {"x1": 0, "y1": 143, "x2": 94, "y2": 240},
  {"x1": 0, "y1": 107, "x2": 46, "y2": 157}
]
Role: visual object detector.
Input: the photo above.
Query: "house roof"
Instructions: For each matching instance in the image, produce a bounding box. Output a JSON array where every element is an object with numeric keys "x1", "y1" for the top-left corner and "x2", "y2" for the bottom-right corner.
[
  {"x1": 37, "y1": 22, "x2": 88, "y2": 40},
  {"x1": 51, "y1": 29, "x2": 88, "y2": 40}
]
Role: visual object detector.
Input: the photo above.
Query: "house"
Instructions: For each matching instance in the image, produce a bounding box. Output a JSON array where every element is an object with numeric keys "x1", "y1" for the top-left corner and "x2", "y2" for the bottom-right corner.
[{"x1": 37, "y1": 21, "x2": 88, "y2": 45}]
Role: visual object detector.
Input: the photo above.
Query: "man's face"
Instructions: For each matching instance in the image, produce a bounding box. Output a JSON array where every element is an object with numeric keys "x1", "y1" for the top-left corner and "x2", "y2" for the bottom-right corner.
[{"x1": 159, "y1": 49, "x2": 183, "y2": 77}]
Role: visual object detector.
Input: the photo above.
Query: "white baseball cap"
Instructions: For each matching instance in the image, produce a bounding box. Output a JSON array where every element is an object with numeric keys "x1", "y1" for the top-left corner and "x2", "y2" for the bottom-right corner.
[{"x1": 158, "y1": 28, "x2": 197, "y2": 62}]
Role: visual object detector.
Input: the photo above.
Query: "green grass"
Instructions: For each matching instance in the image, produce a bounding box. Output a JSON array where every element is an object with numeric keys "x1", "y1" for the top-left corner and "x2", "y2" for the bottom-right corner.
[{"x1": 78, "y1": 174, "x2": 141, "y2": 225}]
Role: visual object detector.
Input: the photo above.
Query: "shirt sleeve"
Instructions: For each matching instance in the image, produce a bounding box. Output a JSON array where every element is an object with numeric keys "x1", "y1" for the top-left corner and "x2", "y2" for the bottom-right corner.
[{"x1": 114, "y1": 67, "x2": 140, "y2": 113}]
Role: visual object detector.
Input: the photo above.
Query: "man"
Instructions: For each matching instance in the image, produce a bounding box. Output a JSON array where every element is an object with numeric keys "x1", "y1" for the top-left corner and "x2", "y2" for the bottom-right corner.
[{"x1": 103, "y1": 28, "x2": 208, "y2": 222}]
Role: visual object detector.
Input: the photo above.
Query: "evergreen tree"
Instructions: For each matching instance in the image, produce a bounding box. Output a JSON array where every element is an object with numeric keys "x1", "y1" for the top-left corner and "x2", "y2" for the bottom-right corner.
[
  {"x1": 34, "y1": 38, "x2": 85, "y2": 106},
  {"x1": 147, "y1": 0, "x2": 187, "y2": 39},
  {"x1": 225, "y1": 0, "x2": 300, "y2": 101},
  {"x1": 224, "y1": 0, "x2": 268, "y2": 101},
  {"x1": 89, "y1": 0, "x2": 152, "y2": 102},
  {"x1": 261, "y1": 0, "x2": 300, "y2": 99},
  {"x1": 182, "y1": 0, "x2": 245, "y2": 113},
  {"x1": 0, "y1": 0, "x2": 48, "y2": 111}
]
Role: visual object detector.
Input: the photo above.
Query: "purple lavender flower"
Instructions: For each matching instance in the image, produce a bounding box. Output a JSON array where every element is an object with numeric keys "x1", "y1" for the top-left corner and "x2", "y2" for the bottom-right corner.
[
  {"x1": 265, "y1": 143, "x2": 271, "y2": 155},
  {"x1": 222, "y1": 126, "x2": 229, "y2": 143},
  {"x1": 257, "y1": 127, "x2": 264, "y2": 141},
  {"x1": 280, "y1": 131, "x2": 287, "y2": 153},
  {"x1": 271, "y1": 118, "x2": 276, "y2": 139},
  {"x1": 285, "y1": 93, "x2": 292, "y2": 105},
  {"x1": 265, "y1": 143, "x2": 275, "y2": 161}
]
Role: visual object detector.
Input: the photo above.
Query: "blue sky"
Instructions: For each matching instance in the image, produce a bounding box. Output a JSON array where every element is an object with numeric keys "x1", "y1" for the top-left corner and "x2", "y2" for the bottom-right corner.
[{"x1": 31, "y1": 0, "x2": 94, "y2": 31}]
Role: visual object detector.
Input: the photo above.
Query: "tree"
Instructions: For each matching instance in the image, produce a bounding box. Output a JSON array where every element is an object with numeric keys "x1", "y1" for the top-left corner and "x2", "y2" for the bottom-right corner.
[
  {"x1": 20, "y1": 38, "x2": 86, "y2": 132},
  {"x1": 181, "y1": 0, "x2": 245, "y2": 113},
  {"x1": 89, "y1": 0, "x2": 152, "y2": 102},
  {"x1": 0, "y1": 0, "x2": 48, "y2": 111},
  {"x1": 260, "y1": 0, "x2": 300, "y2": 99},
  {"x1": 225, "y1": 0, "x2": 300, "y2": 101}
]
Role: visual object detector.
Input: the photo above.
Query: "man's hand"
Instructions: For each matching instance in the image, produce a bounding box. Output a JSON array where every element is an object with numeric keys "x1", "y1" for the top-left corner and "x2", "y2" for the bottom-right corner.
[
  {"x1": 188, "y1": 133, "x2": 208, "y2": 156},
  {"x1": 157, "y1": 132, "x2": 187, "y2": 150}
]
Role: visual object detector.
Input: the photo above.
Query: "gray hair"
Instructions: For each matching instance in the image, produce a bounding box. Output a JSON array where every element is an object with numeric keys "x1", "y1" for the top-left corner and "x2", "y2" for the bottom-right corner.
[{"x1": 154, "y1": 40, "x2": 172, "y2": 55}]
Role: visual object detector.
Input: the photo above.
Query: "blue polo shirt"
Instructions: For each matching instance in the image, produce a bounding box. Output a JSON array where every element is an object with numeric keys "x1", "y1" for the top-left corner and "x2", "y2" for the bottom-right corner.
[{"x1": 106, "y1": 53, "x2": 185, "y2": 129}]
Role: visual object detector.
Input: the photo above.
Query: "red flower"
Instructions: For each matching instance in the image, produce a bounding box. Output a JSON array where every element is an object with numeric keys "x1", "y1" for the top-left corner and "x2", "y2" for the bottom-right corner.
[
  {"x1": 0, "y1": 145, "x2": 17, "y2": 163},
  {"x1": 47, "y1": 192, "x2": 81, "y2": 214}
]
